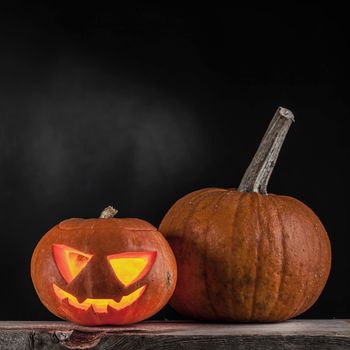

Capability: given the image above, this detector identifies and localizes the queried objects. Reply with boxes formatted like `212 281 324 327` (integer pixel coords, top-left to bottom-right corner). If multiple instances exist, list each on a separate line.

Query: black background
1 4 348 321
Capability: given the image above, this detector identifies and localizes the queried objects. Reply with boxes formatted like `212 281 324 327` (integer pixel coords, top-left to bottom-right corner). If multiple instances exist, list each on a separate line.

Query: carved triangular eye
52 244 93 283
107 252 156 287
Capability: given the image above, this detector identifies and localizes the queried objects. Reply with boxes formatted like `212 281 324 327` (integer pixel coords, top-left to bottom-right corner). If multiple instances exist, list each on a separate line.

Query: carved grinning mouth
53 284 146 313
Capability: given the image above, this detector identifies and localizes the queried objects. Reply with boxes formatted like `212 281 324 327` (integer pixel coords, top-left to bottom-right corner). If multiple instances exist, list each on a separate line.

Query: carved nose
69 255 123 301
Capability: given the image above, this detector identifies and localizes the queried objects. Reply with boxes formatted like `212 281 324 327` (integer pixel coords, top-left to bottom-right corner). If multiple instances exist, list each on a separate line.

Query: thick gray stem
99 206 118 218
238 107 295 194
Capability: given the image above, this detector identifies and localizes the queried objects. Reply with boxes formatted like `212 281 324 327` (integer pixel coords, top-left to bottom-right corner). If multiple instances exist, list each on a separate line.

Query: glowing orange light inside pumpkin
107 251 156 287
52 244 93 283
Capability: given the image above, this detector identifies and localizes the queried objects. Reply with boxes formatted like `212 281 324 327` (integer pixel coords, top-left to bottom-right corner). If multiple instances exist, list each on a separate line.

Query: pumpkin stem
238 107 295 194
99 206 118 218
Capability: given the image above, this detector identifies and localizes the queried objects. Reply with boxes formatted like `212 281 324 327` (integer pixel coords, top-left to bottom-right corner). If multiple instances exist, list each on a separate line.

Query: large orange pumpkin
159 107 331 322
31 206 177 325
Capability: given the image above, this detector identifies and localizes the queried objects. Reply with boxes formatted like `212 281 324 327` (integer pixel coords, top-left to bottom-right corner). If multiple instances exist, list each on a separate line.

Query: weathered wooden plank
0 320 349 349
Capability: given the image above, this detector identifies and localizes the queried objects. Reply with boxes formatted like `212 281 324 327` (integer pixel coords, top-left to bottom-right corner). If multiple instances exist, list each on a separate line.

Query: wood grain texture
0 320 349 349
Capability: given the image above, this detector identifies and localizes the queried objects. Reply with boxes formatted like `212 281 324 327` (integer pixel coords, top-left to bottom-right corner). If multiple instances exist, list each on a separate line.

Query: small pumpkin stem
99 206 118 218
238 107 295 194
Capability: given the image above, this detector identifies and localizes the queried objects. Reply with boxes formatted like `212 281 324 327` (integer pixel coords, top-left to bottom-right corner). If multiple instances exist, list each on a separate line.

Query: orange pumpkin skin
31 215 177 326
159 187 331 321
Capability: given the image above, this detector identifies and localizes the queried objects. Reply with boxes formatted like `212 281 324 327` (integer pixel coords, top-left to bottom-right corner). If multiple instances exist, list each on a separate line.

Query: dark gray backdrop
1 4 348 320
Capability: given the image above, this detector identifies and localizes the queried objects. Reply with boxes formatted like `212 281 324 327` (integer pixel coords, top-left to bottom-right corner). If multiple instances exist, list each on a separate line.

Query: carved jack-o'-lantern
31 207 177 325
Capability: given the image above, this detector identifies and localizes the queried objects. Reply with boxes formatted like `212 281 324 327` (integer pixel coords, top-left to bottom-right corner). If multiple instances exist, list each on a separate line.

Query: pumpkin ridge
249 193 263 321
228 191 245 318
301 222 331 315
177 190 221 317
278 197 317 320
284 200 310 319
275 197 314 320
286 198 323 319
300 223 331 316
307 213 329 317
151 233 177 315
266 195 286 320
203 191 230 319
